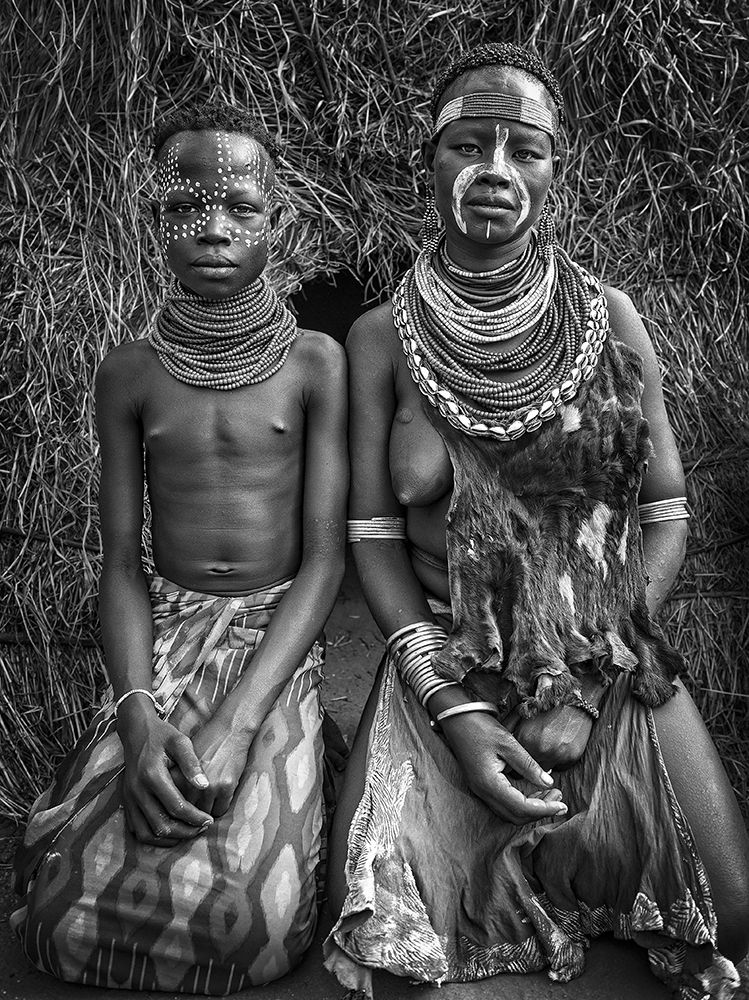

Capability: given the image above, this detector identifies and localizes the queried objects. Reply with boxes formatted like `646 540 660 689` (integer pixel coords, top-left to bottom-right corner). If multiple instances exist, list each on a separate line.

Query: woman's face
426 66 554 256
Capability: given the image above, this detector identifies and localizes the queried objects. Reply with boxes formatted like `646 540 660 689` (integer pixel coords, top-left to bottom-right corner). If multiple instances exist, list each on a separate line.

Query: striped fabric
13 575 326 994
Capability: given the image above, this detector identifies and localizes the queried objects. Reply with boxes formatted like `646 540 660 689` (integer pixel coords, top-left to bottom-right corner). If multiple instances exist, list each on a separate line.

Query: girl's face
425 67 554 258
157 131 275 299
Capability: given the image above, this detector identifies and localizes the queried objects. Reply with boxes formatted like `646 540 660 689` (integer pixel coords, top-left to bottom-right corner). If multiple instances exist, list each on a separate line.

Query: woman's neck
442 230 532 273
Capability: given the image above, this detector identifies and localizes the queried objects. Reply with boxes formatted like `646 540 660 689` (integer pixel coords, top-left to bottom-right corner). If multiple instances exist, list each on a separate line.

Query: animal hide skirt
324 648 738 1000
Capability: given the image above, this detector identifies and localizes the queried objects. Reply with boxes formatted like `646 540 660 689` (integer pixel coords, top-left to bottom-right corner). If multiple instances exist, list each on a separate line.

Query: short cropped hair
152 100 281 164
430 42 566 131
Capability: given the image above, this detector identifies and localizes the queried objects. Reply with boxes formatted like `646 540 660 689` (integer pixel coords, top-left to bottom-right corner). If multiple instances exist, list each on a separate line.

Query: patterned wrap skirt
324 636 739 1000
12 575 326 995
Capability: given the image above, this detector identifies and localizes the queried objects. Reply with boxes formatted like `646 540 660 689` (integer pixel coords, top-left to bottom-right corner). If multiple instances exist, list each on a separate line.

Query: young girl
14 101 348 994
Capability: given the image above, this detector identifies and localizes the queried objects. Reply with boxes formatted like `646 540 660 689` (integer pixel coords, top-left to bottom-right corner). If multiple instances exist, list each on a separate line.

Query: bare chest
141 366 304 466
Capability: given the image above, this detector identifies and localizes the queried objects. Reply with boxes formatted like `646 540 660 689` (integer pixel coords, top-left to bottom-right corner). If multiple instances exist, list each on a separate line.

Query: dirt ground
1 562 746 999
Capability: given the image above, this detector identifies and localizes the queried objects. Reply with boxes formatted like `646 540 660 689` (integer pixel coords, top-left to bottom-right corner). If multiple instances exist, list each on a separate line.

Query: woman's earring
421 190 443 255
536 204 556 261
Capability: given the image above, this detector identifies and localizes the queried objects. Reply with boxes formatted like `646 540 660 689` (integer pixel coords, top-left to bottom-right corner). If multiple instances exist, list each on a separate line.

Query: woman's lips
467 199 515 216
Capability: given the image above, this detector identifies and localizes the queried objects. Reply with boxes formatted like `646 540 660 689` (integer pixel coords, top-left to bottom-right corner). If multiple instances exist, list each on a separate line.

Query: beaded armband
347 517 407 542
386 621 460 707
638 497 690 525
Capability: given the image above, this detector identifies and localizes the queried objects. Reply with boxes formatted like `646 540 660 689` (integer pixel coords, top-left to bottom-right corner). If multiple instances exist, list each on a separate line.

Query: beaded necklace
148 278 299 390
392 236 609 441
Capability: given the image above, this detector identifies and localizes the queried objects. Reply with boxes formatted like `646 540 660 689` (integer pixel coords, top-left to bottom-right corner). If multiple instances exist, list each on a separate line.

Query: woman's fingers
497 732 556 790
478 773 567 824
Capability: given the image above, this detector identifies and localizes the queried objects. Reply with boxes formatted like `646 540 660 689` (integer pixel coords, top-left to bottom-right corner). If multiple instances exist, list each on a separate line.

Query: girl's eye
169 204 197 214
232 205 259 217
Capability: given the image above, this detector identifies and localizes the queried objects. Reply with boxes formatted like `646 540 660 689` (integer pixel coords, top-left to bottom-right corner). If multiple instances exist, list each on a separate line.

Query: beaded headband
431 92 555 139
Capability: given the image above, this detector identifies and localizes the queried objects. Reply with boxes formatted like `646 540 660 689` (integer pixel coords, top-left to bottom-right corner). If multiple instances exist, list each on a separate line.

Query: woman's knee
714 866 749 962
652 679 749 962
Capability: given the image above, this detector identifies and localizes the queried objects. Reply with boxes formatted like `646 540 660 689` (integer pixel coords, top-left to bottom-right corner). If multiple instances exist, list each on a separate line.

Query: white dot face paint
156 131 276 299
450 124 531 238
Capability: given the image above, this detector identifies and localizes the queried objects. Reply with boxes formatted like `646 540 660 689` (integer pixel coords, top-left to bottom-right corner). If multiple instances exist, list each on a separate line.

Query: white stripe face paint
450 124 531 236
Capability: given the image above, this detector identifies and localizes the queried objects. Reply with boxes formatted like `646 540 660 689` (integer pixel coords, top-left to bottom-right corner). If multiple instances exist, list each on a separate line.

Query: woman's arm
96 349 213 843
188 333 349 818
606 287 688 615
347 309 565 824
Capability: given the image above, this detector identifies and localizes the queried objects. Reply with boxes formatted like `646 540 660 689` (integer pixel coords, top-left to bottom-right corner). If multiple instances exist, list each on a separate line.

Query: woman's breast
389 401 453 507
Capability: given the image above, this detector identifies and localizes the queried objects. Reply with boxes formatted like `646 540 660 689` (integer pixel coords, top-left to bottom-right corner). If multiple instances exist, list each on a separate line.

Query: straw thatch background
1 0 747 821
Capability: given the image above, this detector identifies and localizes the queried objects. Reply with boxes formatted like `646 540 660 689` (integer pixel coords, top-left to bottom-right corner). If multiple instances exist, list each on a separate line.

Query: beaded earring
536 204 556 262
421 190 444 255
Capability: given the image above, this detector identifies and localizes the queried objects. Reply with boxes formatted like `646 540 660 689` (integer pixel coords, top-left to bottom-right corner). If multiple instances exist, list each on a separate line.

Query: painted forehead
157 131 274 200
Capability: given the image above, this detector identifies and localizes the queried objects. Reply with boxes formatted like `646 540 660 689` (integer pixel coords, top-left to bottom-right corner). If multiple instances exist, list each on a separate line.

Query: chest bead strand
392 233 609 441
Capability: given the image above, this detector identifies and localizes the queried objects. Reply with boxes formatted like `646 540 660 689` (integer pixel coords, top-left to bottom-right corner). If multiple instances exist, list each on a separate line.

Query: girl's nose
197 211 232 244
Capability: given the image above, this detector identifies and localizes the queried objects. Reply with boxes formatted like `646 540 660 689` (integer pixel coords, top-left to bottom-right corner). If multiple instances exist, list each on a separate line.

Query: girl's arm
96 348 212 843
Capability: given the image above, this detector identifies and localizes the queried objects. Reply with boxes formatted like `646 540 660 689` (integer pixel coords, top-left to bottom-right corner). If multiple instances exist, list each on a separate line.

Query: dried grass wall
1 0 747 819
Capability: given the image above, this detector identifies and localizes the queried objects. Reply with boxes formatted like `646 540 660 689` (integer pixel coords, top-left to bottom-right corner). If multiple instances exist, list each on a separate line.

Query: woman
325 43 749 1000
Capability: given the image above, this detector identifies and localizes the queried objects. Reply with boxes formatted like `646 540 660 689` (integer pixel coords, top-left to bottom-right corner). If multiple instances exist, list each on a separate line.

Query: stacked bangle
347 517 407 542
429 701 498 731
113 688 165 719
637 497 689 524
386 620 460 707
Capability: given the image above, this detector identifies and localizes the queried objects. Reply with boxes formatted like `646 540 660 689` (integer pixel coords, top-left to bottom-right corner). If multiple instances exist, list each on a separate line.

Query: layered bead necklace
148 278 299 390
392 236 609 441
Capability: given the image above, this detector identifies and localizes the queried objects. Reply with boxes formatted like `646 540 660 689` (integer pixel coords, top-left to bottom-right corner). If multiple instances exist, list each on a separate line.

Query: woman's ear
422 137 437 180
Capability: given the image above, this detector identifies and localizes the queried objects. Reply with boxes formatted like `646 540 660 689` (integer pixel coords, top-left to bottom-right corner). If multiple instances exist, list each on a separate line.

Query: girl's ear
268 203 282 230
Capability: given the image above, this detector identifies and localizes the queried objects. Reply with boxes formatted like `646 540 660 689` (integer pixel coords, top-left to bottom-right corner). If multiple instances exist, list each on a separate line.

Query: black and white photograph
1 3 747 999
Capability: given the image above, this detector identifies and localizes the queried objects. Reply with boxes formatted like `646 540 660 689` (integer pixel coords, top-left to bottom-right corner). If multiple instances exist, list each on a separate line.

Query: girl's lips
191 264 237 278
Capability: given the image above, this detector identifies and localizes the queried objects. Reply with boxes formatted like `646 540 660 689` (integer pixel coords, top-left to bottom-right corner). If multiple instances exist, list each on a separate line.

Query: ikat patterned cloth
13 575 325 994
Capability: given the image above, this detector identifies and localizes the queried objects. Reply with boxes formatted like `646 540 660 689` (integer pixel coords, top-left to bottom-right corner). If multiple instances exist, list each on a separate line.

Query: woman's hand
439 711 568 824
118 708 214 847
509 673 607 771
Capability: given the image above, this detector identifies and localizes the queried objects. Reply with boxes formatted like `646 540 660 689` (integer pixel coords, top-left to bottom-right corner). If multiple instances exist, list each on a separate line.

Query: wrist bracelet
386 620 458 707
113 688 165 719
434 701 498 724
570 697 600 720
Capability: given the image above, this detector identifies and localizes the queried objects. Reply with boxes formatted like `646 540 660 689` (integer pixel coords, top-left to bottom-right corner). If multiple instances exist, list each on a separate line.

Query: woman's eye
515 149 540 161
456 144 481 155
